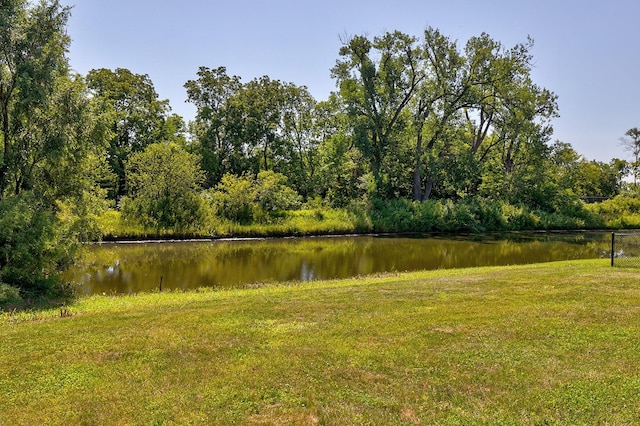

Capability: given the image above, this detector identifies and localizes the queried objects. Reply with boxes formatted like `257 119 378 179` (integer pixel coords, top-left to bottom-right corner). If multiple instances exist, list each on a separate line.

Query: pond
64 232 613 295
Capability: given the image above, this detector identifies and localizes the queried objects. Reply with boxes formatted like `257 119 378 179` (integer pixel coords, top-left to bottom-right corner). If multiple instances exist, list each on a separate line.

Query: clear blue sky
60 0 639 163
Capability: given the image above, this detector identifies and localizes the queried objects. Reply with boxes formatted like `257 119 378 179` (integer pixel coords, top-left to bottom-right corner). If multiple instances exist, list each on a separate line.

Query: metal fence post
611 232 615 267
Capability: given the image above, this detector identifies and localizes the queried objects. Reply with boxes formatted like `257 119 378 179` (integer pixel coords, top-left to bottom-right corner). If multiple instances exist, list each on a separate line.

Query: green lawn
2 260 640 425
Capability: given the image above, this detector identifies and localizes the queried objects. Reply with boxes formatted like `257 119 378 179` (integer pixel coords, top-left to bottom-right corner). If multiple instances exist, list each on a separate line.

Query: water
65 232 612 295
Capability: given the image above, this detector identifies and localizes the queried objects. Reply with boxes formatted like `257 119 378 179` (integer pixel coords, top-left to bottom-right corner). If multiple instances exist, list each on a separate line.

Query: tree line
0 0 633 302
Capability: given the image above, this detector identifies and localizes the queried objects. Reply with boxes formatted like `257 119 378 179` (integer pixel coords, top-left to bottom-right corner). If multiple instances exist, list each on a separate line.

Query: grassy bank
96 207 371 240
2 260 640 424
94 197 608 242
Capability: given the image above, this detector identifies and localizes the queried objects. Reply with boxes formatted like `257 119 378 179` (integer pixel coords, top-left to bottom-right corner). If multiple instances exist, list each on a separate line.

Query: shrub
0 283 22 307
209 173 256 223
255 171 302 212
0 192 75 296
211 172 302 224
123 143 206 232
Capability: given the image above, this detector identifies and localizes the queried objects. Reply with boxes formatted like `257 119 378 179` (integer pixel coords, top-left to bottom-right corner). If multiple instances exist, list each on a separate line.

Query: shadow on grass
0 281 76 314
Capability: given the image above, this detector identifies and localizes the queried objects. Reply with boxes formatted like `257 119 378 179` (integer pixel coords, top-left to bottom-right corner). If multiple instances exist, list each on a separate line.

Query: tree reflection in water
64 233 611 295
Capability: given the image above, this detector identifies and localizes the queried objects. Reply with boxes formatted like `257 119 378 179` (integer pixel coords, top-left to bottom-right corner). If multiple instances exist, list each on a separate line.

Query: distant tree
235 75 288 172
550 141 627 199
184 66 244 186
86 68 170 200
123 143 205 232
331 31 423 196
313 94 364 206
277 83 319 198
620 127 640 185
186 68 320 196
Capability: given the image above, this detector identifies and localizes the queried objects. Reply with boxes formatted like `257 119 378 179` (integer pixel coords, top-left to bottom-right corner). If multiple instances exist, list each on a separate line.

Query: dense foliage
122 142 205 232
0 1 636 304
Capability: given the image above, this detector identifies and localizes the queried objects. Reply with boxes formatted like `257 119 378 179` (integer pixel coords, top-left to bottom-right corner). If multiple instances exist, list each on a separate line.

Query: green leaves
86 67 171 199
123 143 205 232
210 171 302 224
0 192 74 295
0 0 72 198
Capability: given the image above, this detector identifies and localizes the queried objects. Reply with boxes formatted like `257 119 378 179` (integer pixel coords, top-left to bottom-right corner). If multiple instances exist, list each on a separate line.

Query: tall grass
95 195 612 241
368 197 603 233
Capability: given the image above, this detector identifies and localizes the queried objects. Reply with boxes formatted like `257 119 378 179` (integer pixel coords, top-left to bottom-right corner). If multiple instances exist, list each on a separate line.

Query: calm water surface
65 233 612 295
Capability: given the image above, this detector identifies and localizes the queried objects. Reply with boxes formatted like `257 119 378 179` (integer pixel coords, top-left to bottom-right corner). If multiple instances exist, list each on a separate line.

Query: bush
0 283 22 307
585 193 640 229
211 172 302 224
255 171 302 211
123 143 206 232
209 174 256 224
366 197 607 233
0 192 75 296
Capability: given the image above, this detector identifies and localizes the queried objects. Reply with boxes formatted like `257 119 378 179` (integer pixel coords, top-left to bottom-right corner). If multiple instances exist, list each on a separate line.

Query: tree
411 27 469 201
0 0 71 198
236 75 288 172
123 143 205 232
550 141 627 199
0 192 73 297
314 94 364 206
86 68 170 200
184 66 244 186
332 28 557 204
0 1 108 300
276 83 319 197
620 127 640 185
332 31 423 196
423 32 557 202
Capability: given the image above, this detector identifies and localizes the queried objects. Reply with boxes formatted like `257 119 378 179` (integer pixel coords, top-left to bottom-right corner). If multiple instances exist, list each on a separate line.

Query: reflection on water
64 232 612 295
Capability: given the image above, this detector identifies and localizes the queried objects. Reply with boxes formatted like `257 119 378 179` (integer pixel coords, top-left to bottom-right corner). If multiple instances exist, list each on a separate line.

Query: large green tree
0 0 71 198
86 68 170 200
550 141 627 199
184 66 244 186
0 1 108 299
332 31 422 196
185 69 320 196
332 28 558 204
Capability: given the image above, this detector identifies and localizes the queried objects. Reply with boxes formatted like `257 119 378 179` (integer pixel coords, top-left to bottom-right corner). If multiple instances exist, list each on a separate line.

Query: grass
2 260 640 424
96 208 371 240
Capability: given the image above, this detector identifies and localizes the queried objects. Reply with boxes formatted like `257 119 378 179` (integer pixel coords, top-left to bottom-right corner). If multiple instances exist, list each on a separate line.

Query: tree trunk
413 127 423 201
421 178 434 202
0 91 10 199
